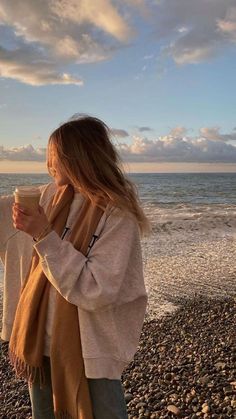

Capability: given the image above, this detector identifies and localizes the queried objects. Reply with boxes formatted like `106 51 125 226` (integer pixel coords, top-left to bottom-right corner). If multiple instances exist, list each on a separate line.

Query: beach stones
167 404 181 415
122 297 236 418
0 297 235 418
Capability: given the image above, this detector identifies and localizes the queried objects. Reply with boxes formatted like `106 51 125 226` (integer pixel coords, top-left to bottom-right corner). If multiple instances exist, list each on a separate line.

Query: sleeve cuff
34 230 62 258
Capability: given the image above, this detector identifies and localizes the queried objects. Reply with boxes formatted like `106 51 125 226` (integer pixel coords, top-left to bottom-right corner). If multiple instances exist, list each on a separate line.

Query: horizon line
0 171 235 175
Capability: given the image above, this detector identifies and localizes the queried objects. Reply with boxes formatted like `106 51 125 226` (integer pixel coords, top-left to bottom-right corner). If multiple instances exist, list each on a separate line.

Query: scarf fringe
55 411 74 419
8 347 46 389
9 350 74 418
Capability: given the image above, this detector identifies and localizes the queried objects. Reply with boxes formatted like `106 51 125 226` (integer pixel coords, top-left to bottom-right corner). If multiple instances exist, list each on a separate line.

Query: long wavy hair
47 115 150 235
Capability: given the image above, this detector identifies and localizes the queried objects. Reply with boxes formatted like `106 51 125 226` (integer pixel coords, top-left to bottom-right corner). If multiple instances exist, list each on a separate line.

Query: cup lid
14 186 40 196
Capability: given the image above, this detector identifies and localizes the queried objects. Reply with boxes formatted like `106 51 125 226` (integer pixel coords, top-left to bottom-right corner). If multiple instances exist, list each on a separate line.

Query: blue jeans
28 356 128 419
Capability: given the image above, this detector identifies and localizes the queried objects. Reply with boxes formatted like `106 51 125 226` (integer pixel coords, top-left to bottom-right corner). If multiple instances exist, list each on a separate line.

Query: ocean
132 172 236 233
1 172 236 233
0 172 236 317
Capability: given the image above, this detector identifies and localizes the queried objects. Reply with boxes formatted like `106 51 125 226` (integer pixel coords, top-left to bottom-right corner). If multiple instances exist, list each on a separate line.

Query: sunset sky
0 0 236 173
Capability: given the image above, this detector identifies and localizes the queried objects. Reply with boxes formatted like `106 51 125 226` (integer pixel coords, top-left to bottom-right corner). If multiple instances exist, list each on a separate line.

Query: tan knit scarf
9 184 106 419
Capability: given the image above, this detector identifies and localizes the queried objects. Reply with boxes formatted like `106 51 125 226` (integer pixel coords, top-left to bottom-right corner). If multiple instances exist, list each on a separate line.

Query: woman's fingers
13 214 28 230
13 203 31 215
12 204 33 222
12 202 49 237
12 204 31 230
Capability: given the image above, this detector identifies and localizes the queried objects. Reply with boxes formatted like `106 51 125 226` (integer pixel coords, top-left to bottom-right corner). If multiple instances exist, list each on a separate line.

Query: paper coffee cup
14 186 41 211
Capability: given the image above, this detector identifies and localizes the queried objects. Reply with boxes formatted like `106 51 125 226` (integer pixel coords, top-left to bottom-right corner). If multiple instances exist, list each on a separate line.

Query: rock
202 403 210 413
125 393 133 403
231 399 236 409
198 374 210 385
167 404 181 415
136 402 146 409
192 405 200 413
1 298 236 418
215 362 226 370
223 386 233 395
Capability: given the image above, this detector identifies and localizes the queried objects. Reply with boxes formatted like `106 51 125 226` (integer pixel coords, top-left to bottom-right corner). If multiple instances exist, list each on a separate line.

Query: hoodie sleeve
0 195 16 253
34 209 142 312
0 182 56 255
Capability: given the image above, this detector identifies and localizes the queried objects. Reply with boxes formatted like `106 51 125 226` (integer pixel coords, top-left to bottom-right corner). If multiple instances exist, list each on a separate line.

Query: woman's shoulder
103 204 139 234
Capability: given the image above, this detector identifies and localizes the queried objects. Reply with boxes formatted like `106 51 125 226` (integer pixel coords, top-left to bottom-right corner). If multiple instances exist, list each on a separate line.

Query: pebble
124 393 133 403
202 403 210 413
167 404 181 415
122 297 236 418
1 297 236 418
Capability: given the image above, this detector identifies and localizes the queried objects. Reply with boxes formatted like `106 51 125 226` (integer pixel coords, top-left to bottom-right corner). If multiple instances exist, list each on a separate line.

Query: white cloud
0 144 46 161
0 0 135 85
199 127 223 141
1 127 236 163
169 126 188 138
217 7 236 41
112 129 129 138
117 127 236 163
0 44 83 85
199 127 236 142
51 0 134 42
152 0 236 65
143 54 154 60
0 0 235 85
178 27 189 34
0 0 133 47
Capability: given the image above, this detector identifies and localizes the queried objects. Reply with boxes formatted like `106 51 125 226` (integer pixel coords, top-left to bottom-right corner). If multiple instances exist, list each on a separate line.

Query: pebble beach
0 229 236 418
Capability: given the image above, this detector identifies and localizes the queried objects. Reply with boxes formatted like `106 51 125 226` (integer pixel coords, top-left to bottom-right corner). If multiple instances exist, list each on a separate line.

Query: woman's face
48 144 70 187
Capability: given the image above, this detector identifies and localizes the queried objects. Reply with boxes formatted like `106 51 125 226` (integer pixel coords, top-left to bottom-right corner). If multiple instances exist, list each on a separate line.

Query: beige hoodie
0 182 147 379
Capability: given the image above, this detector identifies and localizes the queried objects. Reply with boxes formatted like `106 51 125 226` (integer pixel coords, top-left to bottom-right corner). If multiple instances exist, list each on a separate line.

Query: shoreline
1 230 236 417
1 295 236 418
142 230 236 320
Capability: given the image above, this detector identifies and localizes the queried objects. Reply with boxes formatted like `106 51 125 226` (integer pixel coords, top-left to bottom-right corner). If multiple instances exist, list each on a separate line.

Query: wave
144 203 236 234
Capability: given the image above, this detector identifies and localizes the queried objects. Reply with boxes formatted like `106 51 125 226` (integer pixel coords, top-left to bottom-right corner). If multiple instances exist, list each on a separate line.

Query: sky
0 0 236 173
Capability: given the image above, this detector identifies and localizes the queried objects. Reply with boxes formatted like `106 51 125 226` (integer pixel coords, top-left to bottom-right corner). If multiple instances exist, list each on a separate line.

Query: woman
1 115 150 419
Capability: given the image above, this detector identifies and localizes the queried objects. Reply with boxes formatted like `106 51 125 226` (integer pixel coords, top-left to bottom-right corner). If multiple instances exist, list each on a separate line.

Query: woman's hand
12 203 50 239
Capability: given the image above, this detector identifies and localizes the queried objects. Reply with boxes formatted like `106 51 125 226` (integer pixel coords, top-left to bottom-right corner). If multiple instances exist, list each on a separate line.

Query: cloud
112 129 129 138
0 0 235 85
0 0 135 85
117 127 236 163
0 144 46 161
138 127 153 133
2 126 236 163
143 54 154 60
169 126 188 137
152 0 236 65
217 6 236 42
51 0 134 42
0 45 83 86
199 127 236 141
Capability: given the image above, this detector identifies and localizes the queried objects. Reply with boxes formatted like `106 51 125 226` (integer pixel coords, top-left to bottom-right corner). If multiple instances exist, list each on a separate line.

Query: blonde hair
47 115 150 235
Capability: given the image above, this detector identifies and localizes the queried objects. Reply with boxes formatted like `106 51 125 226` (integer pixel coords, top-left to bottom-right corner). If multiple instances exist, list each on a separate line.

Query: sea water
0 172 236 317
1 173 236 232
134 172 236 233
